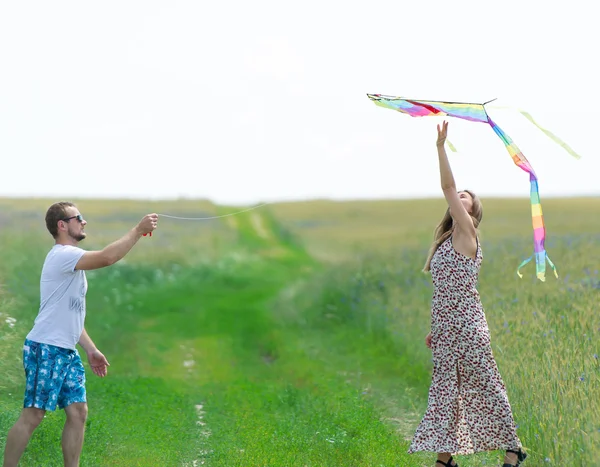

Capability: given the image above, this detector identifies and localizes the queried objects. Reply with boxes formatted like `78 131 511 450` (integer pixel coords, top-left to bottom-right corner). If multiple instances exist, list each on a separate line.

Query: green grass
0 196 599 466
268 196 600 465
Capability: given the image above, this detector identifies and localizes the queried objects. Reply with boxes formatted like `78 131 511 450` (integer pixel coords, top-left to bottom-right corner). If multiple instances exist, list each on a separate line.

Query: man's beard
68 228 86 242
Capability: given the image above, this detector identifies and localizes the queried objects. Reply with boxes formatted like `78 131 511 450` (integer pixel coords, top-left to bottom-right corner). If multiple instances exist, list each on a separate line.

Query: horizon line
0 193 598 207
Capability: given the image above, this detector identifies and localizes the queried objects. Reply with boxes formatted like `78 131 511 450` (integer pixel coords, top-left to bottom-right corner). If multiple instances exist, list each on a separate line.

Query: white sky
0 1 597 205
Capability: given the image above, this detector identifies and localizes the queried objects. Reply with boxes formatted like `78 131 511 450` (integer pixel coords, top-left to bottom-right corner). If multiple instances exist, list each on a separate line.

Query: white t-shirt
26 244 88 350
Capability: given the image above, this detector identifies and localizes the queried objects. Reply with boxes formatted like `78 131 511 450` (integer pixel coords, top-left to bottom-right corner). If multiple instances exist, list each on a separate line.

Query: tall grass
271 197 600 465
0 196 598 465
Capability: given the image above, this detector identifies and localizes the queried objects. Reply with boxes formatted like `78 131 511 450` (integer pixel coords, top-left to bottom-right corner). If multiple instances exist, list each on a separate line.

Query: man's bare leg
2 407 45 467
62 402 88 467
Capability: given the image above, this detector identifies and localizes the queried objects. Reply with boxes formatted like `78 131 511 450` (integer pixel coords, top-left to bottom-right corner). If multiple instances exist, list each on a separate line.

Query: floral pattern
409 237 522 455
23 338 86 411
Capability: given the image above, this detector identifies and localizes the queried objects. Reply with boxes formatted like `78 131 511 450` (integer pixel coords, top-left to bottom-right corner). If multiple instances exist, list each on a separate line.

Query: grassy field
0 196 598 466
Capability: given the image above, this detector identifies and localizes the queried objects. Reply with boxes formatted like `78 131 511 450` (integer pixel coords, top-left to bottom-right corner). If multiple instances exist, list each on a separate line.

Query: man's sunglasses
61 214 84 223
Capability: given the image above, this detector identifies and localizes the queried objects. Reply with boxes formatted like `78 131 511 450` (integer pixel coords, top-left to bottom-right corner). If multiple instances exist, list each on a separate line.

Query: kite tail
445 139 457 152
487 117 558 281
518 110 581 160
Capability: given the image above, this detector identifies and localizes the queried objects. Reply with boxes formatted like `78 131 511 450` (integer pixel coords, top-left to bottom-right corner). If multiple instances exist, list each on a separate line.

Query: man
2 201 158 467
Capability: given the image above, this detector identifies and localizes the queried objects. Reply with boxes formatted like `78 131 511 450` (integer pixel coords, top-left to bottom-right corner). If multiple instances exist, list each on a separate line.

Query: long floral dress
408 236 523 455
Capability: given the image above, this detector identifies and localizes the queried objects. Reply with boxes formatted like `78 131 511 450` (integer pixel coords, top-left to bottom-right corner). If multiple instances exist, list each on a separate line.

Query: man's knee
19 407 46 431
65 402 88 425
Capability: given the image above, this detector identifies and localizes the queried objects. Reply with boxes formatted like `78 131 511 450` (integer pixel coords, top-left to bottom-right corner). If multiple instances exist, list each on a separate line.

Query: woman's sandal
502 448 527 467
436 456 459 467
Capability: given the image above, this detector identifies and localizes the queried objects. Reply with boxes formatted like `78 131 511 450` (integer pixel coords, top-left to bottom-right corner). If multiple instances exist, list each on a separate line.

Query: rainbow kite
367 94 580 282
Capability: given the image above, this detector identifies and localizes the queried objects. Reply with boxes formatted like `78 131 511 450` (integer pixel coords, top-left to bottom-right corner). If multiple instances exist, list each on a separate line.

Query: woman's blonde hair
422 189 483 272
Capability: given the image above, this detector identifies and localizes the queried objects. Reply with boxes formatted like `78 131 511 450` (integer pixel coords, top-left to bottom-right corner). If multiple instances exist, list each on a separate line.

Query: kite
367 94 580 282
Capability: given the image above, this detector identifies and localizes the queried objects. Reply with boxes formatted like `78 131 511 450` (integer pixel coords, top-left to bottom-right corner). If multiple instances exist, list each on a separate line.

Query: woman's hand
436 120 448 147
425 332 432 349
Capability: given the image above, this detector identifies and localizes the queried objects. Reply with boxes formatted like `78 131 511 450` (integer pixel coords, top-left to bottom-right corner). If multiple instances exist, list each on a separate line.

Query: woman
407 121 527 467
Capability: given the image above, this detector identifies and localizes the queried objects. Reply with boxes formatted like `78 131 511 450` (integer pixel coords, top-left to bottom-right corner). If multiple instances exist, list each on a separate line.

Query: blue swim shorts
22 339 87 411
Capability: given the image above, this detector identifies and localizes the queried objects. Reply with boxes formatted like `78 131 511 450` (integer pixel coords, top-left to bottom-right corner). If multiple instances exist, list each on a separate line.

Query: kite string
155 202 272 220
